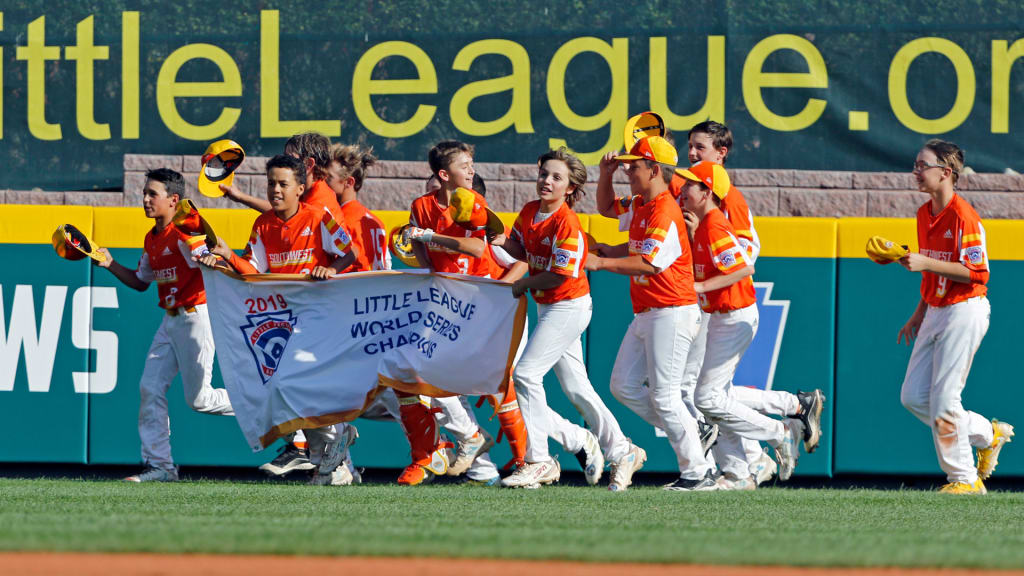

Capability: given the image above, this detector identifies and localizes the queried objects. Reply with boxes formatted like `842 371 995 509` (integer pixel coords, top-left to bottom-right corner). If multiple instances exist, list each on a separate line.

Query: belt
166 305 197 317
637 305 677 314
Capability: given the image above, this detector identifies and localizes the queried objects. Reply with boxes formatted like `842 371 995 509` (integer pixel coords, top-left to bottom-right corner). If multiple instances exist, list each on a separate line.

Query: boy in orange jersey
898 139 1012 494
325 143 391 272
201 154 360 486
393 140 502 485
220 132 343 476
95 168 235 483
590 136 715 491
221 132 343 220
676 122 824 490
676 161 804 483
494 147 637 490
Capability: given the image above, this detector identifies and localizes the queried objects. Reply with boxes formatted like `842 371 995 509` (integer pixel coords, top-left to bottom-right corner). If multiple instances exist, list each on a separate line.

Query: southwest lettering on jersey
232 202 352 275
136 225 206 310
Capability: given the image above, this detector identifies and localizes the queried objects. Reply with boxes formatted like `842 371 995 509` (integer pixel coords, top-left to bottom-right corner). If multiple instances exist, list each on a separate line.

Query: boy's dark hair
284 132 331 181
688 121 734 162
472 173 487 197
145 168 185 199
266 154 307 186
428 140 474 176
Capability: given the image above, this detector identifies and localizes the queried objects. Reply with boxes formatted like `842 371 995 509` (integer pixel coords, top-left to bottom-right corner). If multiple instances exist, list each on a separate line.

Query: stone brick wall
5 154 1024 219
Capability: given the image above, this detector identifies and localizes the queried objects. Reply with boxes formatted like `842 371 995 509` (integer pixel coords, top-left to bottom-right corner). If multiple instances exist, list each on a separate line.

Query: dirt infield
4 553 1022 576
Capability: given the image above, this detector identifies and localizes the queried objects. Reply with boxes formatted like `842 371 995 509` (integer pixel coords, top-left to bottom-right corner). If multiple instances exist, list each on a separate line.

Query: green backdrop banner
3 1 1024 190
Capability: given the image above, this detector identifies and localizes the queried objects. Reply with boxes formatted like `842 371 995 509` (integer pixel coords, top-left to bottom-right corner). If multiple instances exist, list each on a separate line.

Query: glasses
912 161 945 173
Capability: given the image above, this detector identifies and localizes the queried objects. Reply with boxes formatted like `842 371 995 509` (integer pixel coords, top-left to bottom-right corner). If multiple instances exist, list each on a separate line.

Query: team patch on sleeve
965 245 985 266
551 247 575 270
641 237 661 258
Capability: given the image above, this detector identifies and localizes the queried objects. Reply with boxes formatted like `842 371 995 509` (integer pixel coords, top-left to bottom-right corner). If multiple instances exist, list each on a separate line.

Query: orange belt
166 306 197 317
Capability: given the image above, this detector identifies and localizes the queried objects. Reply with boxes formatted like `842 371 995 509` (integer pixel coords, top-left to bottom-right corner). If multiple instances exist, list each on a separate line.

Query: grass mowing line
1 479 1022 569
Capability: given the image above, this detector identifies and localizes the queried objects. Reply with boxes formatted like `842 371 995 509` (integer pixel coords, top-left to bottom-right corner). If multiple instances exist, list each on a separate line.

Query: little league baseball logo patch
240 310 298 384
966 245 984 265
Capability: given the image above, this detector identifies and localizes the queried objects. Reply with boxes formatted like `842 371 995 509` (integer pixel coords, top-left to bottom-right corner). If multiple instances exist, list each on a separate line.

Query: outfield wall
1 204 1022 477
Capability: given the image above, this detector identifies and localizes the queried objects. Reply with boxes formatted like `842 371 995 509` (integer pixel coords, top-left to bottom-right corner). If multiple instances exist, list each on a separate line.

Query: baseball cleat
977 420 1014 480
447 428 494 477
608 444 647 492
574 429 605 486
751 447 778 486
125 466 179 483
664 469 719 492
774 419 802 481
316 425 359 477
259 443 315 476
939 479 986 495
698 420 719 456
397 445 452 486
797 389 825 453
463 475 501 487
500 459 560 488
715 473 757 491
397 464 436 486
309 460 361 486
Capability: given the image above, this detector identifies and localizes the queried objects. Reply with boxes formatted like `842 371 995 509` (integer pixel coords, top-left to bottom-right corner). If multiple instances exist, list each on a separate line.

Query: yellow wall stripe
7 205 1024 261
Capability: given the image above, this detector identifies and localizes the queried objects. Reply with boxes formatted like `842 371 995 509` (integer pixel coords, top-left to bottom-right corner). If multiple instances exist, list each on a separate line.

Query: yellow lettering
991 39 1024 134
353 41 438 138
547 37 628 164
65 16 110 140
15 16 62 141
450 39 533 136
156 44 242 140
259 10 339 138
742 34 828 132
889 37 975 134
649 36 725 131
122 12 139 139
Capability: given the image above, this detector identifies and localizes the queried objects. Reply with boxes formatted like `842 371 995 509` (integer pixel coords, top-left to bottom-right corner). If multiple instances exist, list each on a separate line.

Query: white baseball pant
514 294 631 463
900 297 994 484
304 422 353 467
610 305 710 479
138 304 233 470
695 304 786 479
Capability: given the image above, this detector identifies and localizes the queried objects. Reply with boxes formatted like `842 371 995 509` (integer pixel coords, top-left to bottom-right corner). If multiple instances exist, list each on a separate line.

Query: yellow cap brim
388 225 423 268
485 208 505 238
198 171 232 198
613 154 643 162
623 112 665 150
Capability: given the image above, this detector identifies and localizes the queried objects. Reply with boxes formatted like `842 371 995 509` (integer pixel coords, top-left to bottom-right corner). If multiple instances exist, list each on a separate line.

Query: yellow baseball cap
449 187 505 238
865 236 909 264
198 139 245 198
614 136 679 165
51 224 106 263
388 224 423 268
623 111 665 150
172 198 219 250
675 161 731 200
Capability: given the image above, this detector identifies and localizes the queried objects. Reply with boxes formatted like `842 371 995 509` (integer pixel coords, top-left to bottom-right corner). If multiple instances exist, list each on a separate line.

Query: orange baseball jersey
339 199 391 272
669 173 761 261
230 202 353 274
409 189 497 277
136 224 209 310
301 179 343 220
916 194 988 307
612 192 697 313
691 209 756 313
511 200 589 304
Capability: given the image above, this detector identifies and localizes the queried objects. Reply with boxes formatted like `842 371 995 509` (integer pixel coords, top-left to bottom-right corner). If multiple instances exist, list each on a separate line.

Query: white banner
201 268 526 451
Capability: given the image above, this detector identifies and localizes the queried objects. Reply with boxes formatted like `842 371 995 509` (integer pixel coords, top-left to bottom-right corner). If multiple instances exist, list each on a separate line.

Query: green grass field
2 478 1023 568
